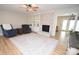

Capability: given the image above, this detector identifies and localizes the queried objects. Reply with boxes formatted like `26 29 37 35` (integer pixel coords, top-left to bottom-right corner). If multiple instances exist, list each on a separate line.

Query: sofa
1 24 32 37
69 31 79 49
67 31 79 55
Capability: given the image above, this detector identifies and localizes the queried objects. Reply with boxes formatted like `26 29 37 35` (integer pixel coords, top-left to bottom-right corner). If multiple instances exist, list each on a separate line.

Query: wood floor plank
0 36 66 55
0 36 21 55
51 43 66 55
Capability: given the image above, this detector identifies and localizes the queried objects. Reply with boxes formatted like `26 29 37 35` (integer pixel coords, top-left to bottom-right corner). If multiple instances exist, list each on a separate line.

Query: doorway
55 14 79 49
56 14 77 32
55 15 76 40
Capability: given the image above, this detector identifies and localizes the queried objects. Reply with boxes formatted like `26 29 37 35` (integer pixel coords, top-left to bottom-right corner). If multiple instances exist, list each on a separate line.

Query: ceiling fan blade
20 4 28 9
21 4 39 12
33 9 37 11
32 6 39 9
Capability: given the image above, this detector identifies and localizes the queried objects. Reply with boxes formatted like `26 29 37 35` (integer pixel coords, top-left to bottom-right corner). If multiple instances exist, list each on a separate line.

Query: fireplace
42 25 50 32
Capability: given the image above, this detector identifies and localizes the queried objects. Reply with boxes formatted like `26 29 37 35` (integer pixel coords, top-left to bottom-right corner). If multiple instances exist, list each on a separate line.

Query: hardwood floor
0 36 21 55
0 35 66 55
51 43 66 55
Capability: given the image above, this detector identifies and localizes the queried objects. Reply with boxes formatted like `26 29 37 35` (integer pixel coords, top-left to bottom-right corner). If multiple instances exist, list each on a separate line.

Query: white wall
0 10 28 35
27 8 79 36
40 11 56 36
0 26 3 35
0 10 28 28
27 11 56 36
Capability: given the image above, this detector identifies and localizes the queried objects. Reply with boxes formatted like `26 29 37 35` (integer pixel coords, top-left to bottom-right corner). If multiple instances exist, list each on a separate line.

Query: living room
0 4 79 55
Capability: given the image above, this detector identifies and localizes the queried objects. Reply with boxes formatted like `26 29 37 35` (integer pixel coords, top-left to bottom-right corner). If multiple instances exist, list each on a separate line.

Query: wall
0 26 3 35
0 10 27 28
40 11 56 36
0 10 28 35
26 7 79 36
27 11 56 36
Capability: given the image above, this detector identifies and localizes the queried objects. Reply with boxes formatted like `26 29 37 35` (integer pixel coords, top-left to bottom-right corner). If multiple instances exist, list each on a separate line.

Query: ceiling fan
22 4 39 12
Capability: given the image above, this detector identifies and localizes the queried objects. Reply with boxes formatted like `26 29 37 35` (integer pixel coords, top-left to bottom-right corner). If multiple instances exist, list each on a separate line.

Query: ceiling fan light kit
22 4 39 12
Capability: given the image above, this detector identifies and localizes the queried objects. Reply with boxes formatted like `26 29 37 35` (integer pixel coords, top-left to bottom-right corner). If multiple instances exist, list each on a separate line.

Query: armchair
1 24 16 37
22 24 32 34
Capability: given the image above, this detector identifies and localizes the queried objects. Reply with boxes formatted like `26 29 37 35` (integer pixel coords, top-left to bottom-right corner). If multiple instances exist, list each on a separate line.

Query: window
75 20 79 31
68 20 75 30
62 20 68 30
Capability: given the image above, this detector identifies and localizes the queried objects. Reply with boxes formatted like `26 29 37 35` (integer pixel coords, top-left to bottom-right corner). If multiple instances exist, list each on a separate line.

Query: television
42 25 50 32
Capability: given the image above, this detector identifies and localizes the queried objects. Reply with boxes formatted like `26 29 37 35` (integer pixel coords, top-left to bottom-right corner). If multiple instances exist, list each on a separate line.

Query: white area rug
9 33 58 55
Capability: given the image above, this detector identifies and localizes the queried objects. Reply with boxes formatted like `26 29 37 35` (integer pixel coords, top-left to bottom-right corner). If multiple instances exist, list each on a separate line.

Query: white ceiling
0 4 79 14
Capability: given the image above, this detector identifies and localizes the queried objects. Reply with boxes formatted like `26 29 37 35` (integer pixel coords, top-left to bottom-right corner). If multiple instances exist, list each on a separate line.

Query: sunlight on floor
55 31 69 49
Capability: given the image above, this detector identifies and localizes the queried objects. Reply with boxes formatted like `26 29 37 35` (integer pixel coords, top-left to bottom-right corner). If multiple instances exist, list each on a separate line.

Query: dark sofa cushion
74 31 79 40
22 24 31 34
69 31 79 49
3 29 16 37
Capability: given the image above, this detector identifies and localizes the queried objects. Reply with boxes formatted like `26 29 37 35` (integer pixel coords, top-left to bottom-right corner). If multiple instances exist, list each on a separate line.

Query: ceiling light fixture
22 4 39 12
